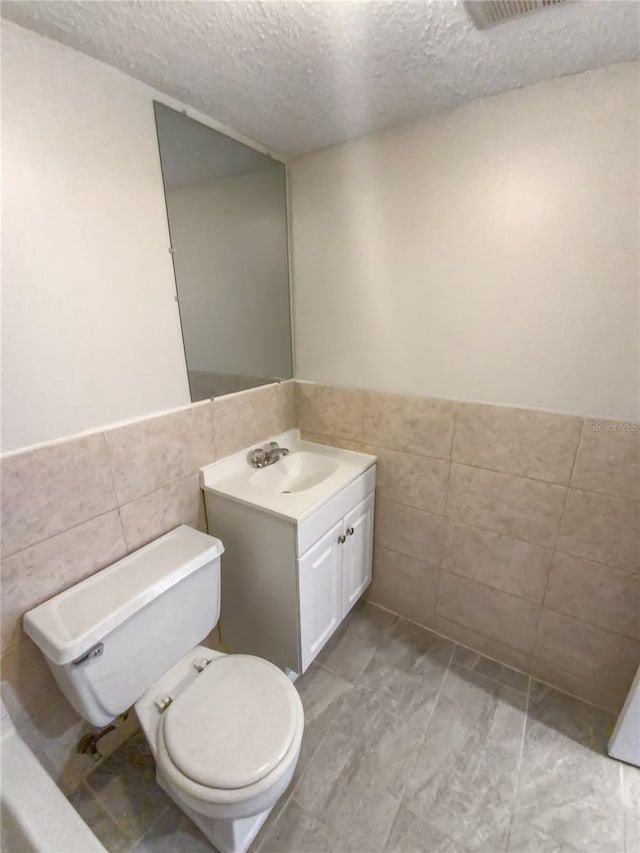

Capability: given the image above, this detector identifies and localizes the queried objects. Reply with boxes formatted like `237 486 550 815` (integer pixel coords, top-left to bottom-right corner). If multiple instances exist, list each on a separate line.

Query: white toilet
23 525 304 853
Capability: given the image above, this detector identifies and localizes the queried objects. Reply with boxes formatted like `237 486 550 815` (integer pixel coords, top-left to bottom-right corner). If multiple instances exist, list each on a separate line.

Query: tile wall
1 375 637 796
296 382 640 713
0 380 294 792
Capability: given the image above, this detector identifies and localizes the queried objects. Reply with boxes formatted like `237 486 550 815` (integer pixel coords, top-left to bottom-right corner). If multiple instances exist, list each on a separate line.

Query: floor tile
506 821 568 852
511 681 624 853
257 800 337 853
292 685 370 815
297 622 451 814
129 802 211 853
622 763 640 853
65 605 631 853
86 732 174 841
453 644 529 694
385 807 467 853
316 601 396 682
294 662 354 778
404 664 527 852
366 618 454 680
69 783 131 853
319 761 401 852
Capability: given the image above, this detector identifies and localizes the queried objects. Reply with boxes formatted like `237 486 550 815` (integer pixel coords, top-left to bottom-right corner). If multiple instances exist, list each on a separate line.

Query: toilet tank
24 526 224 727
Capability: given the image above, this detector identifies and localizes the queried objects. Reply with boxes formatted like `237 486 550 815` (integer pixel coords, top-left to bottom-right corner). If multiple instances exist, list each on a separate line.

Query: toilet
23 525 304 853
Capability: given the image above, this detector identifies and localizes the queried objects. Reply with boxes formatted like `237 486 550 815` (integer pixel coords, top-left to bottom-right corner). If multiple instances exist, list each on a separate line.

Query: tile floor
69 603 640 853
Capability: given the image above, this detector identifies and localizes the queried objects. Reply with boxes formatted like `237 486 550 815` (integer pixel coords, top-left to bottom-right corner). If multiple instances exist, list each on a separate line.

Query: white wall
166 168 292 379
291 62 640 420
1 22 192 451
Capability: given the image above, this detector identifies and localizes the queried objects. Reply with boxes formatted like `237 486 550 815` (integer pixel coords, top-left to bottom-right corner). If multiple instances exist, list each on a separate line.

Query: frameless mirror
154 102 293 401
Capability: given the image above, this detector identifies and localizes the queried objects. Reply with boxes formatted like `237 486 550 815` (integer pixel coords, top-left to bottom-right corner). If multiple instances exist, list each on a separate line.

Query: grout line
533 419 586 642
389 643 457 841
535 603 640 643
365 600 530 679
101 431 122 507
369 438 581 489
376 486 631 574
525 670 619 716
208 400 219 463
620 761 627 853
84 778 142 846
253 787 296 853
443 402 459 519
116 506 131 553
376 494 446 522
3 469 204 562
374 541 439 570
379 627 456 853
427 553 545 608
1 505 126 565
505 671 531 850
117 470 199 511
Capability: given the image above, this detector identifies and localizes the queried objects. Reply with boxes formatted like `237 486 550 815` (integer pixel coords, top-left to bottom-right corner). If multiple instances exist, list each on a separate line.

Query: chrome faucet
249 441 290 469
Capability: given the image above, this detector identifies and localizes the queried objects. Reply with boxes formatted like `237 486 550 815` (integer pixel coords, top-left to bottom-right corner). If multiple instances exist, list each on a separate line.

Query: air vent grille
465 0 568 30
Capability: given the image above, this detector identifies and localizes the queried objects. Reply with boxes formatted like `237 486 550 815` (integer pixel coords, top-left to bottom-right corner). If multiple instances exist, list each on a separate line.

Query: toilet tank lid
23 526 224 666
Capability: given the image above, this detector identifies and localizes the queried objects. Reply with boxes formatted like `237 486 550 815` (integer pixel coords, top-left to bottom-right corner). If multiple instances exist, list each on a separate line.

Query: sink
249 452 339 494
200 429 376 521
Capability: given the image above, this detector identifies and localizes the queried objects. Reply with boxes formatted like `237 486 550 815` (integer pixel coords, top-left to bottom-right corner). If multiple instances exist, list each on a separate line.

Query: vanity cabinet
203 463 375 675
298 493 374 671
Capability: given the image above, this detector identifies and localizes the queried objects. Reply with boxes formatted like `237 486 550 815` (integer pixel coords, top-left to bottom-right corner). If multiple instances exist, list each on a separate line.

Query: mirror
154 103 293 401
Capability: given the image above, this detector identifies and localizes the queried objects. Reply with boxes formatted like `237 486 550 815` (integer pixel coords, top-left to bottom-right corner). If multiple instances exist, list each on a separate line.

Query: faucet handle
249 447 267 467
266 441 280 450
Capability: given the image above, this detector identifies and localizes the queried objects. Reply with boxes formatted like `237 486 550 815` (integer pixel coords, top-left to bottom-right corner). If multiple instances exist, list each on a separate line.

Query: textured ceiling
2 0 639 156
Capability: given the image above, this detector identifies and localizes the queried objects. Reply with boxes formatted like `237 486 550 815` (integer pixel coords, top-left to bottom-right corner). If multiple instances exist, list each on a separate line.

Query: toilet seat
155 653 304 813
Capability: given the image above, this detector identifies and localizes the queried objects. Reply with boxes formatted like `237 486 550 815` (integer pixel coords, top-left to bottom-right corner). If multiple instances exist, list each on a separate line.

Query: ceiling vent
465 0 568 30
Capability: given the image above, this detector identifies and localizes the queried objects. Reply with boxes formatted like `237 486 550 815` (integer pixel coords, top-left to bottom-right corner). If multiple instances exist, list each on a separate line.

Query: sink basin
249 452 339 494
200 429 376 521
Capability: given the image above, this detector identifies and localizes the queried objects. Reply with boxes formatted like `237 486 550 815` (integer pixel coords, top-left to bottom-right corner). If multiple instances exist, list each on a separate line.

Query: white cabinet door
298 520 343 672
342 493 375 615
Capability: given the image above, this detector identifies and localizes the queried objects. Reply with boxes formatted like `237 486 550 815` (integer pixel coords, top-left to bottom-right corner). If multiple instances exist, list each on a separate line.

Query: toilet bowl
23 525 304 853
135 645 303 850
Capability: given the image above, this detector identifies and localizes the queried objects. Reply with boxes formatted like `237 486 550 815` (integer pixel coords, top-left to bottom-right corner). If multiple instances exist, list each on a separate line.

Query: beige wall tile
363 391 456 459
119 474 206 552
368 546 439 627
431 614 530 672
571 420 640 500
452 403 581 484
1 434 117 557
374 497 444 565
295 383 363 441
545 552 640 640
214 382 295 458
104 403 215 505
447 464 566 547
436 571 540 653
534 609 640 712
277 380 297 433
369 445 449 515
1 512 127 653
301 432 364 452
441 520 552 603
1 637 62 725
556 488 640 571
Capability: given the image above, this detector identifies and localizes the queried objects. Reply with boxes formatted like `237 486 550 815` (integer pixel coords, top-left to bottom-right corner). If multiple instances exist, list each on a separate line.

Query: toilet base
157 768 272 853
